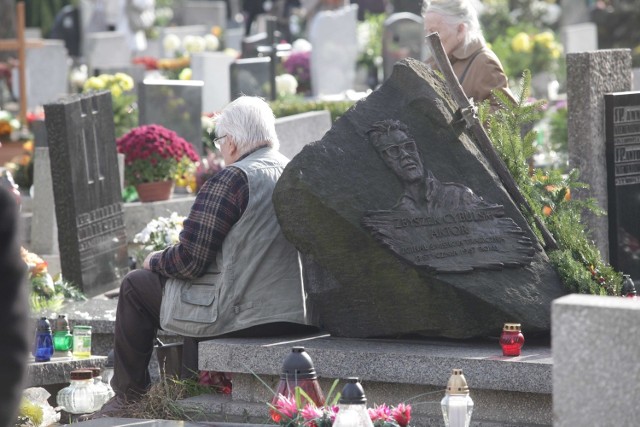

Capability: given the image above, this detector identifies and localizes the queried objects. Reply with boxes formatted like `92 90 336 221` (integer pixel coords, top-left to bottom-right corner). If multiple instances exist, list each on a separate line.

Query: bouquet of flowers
83 72 137 137
21 247 86 310
117 124 200 187
269 388 412 427
133 212 185 263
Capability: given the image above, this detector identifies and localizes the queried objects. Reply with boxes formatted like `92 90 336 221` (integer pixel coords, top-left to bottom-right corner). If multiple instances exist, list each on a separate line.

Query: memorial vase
136 180 174 202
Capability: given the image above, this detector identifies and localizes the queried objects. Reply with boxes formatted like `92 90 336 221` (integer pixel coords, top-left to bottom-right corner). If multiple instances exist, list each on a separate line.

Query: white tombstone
275 111 332 159
85 32 131 75
183 0 227 29
560 22 598 54
11 40 70 110
190 51 236 113
309 5 359 98
633 68 640 91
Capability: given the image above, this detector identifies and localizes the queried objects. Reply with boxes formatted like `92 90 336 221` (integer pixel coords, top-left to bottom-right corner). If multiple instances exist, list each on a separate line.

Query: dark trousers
113 269 318 400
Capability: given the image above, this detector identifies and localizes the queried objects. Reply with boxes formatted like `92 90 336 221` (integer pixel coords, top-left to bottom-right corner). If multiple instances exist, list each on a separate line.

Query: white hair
214 96 280 155
422 0 485 48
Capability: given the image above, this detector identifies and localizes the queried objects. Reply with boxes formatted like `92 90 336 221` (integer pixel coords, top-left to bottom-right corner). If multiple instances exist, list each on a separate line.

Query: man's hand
143 251 161 270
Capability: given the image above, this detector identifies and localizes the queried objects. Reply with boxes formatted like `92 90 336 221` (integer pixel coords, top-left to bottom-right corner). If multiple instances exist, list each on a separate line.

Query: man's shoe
78 396 128 421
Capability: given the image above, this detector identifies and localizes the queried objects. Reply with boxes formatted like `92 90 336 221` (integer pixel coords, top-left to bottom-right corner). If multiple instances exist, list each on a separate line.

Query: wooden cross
0 1 43 125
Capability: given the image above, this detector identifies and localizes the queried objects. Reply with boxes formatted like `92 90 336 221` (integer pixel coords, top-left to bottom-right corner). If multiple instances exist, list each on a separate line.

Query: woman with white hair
422 0 515 111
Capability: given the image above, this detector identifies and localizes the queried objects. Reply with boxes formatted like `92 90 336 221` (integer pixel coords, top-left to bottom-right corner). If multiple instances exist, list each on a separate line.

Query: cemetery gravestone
191 51 236 112
390 0 422 15
138 79 204 155
382 12 425 81
11 40 69 110
275 110 332 159
43 91 129 297
229 57 271 100
567 49 633 261
84 32 130 76
274 58 566 339
605 91 640 282
560 23 598 55
182 0 227 29
308 5 359 97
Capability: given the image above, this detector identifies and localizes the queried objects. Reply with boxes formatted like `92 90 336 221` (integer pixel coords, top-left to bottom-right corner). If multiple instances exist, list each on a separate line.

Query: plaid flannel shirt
149 166 249 280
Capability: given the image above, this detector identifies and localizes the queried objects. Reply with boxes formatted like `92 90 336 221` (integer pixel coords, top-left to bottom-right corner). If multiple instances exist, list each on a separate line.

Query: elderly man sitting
90 96 317 417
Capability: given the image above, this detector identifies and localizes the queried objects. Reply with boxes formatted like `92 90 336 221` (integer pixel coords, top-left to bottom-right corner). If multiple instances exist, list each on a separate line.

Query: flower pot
136 180 174 202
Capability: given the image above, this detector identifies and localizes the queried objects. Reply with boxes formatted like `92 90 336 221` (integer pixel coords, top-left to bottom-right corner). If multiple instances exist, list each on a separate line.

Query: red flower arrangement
116 124 200 187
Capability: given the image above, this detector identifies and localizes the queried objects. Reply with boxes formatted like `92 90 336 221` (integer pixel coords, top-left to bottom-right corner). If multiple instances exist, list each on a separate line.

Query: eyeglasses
383 141 417 158
213 134 227 150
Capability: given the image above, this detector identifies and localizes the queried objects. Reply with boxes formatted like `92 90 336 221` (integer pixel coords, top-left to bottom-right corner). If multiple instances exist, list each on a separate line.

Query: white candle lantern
441 369 474 427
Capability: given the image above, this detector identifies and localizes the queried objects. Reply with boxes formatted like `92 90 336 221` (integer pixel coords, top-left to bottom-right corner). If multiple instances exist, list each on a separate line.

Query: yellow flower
533 31 555 48
211 26 222 37
115 72 134 91
550 46 562 59
110 84 123 98
83 76 105 91
179 67 192 80
22 140 33 152
511 32 532 53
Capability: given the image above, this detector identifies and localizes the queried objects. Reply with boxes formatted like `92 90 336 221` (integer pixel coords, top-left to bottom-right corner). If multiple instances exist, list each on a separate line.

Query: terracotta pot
136 180 174 202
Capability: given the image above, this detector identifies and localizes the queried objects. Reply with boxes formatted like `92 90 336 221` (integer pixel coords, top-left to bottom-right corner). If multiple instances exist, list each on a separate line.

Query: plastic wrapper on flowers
269 388 412 427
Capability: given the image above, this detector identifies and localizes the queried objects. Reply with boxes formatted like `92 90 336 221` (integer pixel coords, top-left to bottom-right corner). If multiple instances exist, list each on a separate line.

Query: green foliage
547 103 568 157
269 97 355 122
357 13 385 68
479 71 623 296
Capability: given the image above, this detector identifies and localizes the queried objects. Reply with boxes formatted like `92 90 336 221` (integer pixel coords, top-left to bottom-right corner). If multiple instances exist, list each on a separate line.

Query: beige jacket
449 39 516 111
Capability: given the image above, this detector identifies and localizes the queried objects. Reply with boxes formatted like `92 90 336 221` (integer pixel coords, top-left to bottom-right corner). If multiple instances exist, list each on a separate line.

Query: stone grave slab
138 79 204 155
605 91 640 281
229 57 271 100
390 0 422 15
183 0 227 29
11 40 69 110
30 148 58 256
275 111 331 159
191 51 236 112
382 12 426 81
43 91 129 297
84 32 130 75
273 58 566 339
553 295 640 427
308 5 359 97
560 22 598 54
567 49 632 260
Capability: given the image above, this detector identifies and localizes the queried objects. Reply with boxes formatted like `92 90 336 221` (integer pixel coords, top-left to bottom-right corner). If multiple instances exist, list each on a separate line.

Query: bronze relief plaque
362 119 534 273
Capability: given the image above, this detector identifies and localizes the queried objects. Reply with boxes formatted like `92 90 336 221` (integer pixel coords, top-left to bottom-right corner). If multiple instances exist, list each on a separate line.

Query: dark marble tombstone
273 58 566 339
605 91 640 282
242 32 269 58
49 5 81 57
138 79 204 156
32 119 48 148
390 0 422 16
43 91 129 297
230 57 271 100
382 13 425 81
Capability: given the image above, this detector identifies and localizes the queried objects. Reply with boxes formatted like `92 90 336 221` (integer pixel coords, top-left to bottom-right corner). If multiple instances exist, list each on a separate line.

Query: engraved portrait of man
367 119 494 214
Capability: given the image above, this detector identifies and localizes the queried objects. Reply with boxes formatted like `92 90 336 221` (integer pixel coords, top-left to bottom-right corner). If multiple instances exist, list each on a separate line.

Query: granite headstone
605 91 640 282
11 40 70 110
182 0 227 29
190 51 236 112
567 49 633 261
84 32 131 75
43 91 129 297
229 57 271 100
273 58 566 338
382 12 425 81
308 5 359 97
138 79 204 155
